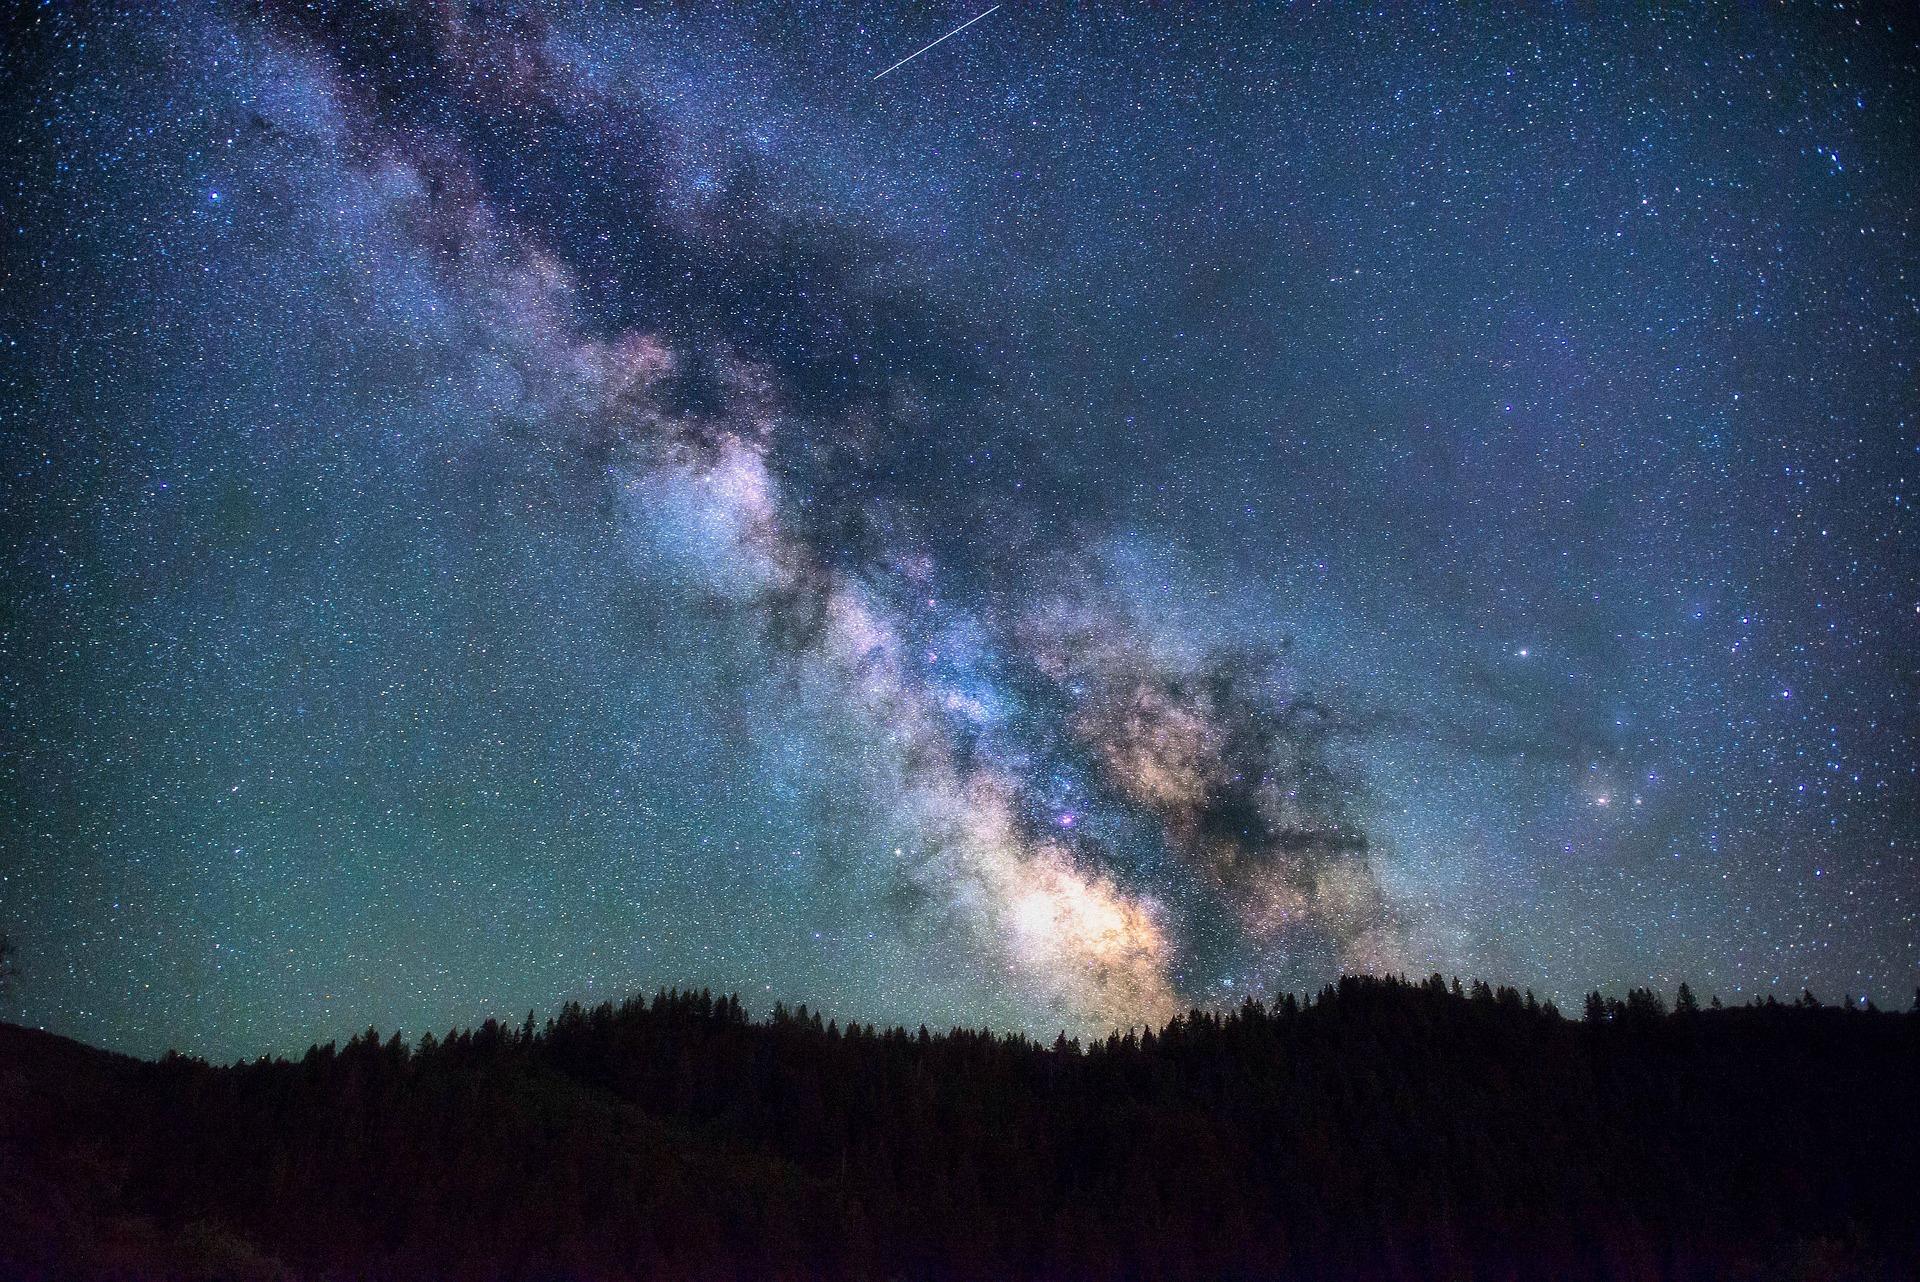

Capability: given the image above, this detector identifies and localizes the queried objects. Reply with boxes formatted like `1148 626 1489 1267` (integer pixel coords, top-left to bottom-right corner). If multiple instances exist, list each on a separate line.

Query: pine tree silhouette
2 974 1914 1280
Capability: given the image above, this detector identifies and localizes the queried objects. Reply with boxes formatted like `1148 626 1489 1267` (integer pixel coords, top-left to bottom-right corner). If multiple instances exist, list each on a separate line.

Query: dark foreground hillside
3 975 1916 1282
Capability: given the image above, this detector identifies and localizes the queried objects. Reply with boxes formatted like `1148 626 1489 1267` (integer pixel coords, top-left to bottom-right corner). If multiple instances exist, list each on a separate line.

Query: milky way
4 3 1916 1056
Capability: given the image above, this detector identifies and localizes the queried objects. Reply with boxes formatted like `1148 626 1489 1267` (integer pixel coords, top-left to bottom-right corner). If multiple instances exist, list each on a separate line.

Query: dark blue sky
4 1 1916 1058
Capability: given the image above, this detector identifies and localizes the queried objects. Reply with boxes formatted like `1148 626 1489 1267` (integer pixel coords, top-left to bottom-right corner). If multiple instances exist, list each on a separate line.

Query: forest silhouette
3 973 1916 1281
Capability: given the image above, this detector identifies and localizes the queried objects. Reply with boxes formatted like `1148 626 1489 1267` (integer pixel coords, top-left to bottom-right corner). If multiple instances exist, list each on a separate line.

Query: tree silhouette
1 973 1914 1281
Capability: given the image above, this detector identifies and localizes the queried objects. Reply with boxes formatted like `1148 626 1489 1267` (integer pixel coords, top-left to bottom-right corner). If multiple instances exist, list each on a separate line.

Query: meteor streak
872 6 1002 82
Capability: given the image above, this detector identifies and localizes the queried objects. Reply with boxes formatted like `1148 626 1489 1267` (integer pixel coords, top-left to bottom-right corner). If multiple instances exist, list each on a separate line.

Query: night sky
4 2 1916 1060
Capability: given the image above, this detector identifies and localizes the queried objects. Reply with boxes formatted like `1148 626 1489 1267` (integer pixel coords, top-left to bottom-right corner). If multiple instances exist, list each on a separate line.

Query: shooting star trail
872 5 1002 81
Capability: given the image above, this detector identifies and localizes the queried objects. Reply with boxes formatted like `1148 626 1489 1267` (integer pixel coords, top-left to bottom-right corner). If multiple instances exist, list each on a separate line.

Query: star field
2 2 1916 1058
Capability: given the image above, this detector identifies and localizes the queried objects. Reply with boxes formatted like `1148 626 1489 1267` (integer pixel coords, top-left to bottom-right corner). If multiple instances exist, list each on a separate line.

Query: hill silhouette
3 974 1916 1281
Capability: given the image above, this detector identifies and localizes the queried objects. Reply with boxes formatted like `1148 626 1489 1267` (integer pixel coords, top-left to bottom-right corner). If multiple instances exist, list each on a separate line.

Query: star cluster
2 2 1915 1057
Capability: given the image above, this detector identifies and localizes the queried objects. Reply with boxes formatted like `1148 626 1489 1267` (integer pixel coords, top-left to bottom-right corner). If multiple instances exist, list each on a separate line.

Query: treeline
4 973 1917 1281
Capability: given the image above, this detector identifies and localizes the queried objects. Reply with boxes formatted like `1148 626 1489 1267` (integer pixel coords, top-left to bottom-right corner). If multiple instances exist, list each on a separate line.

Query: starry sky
3 2 1916 1060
